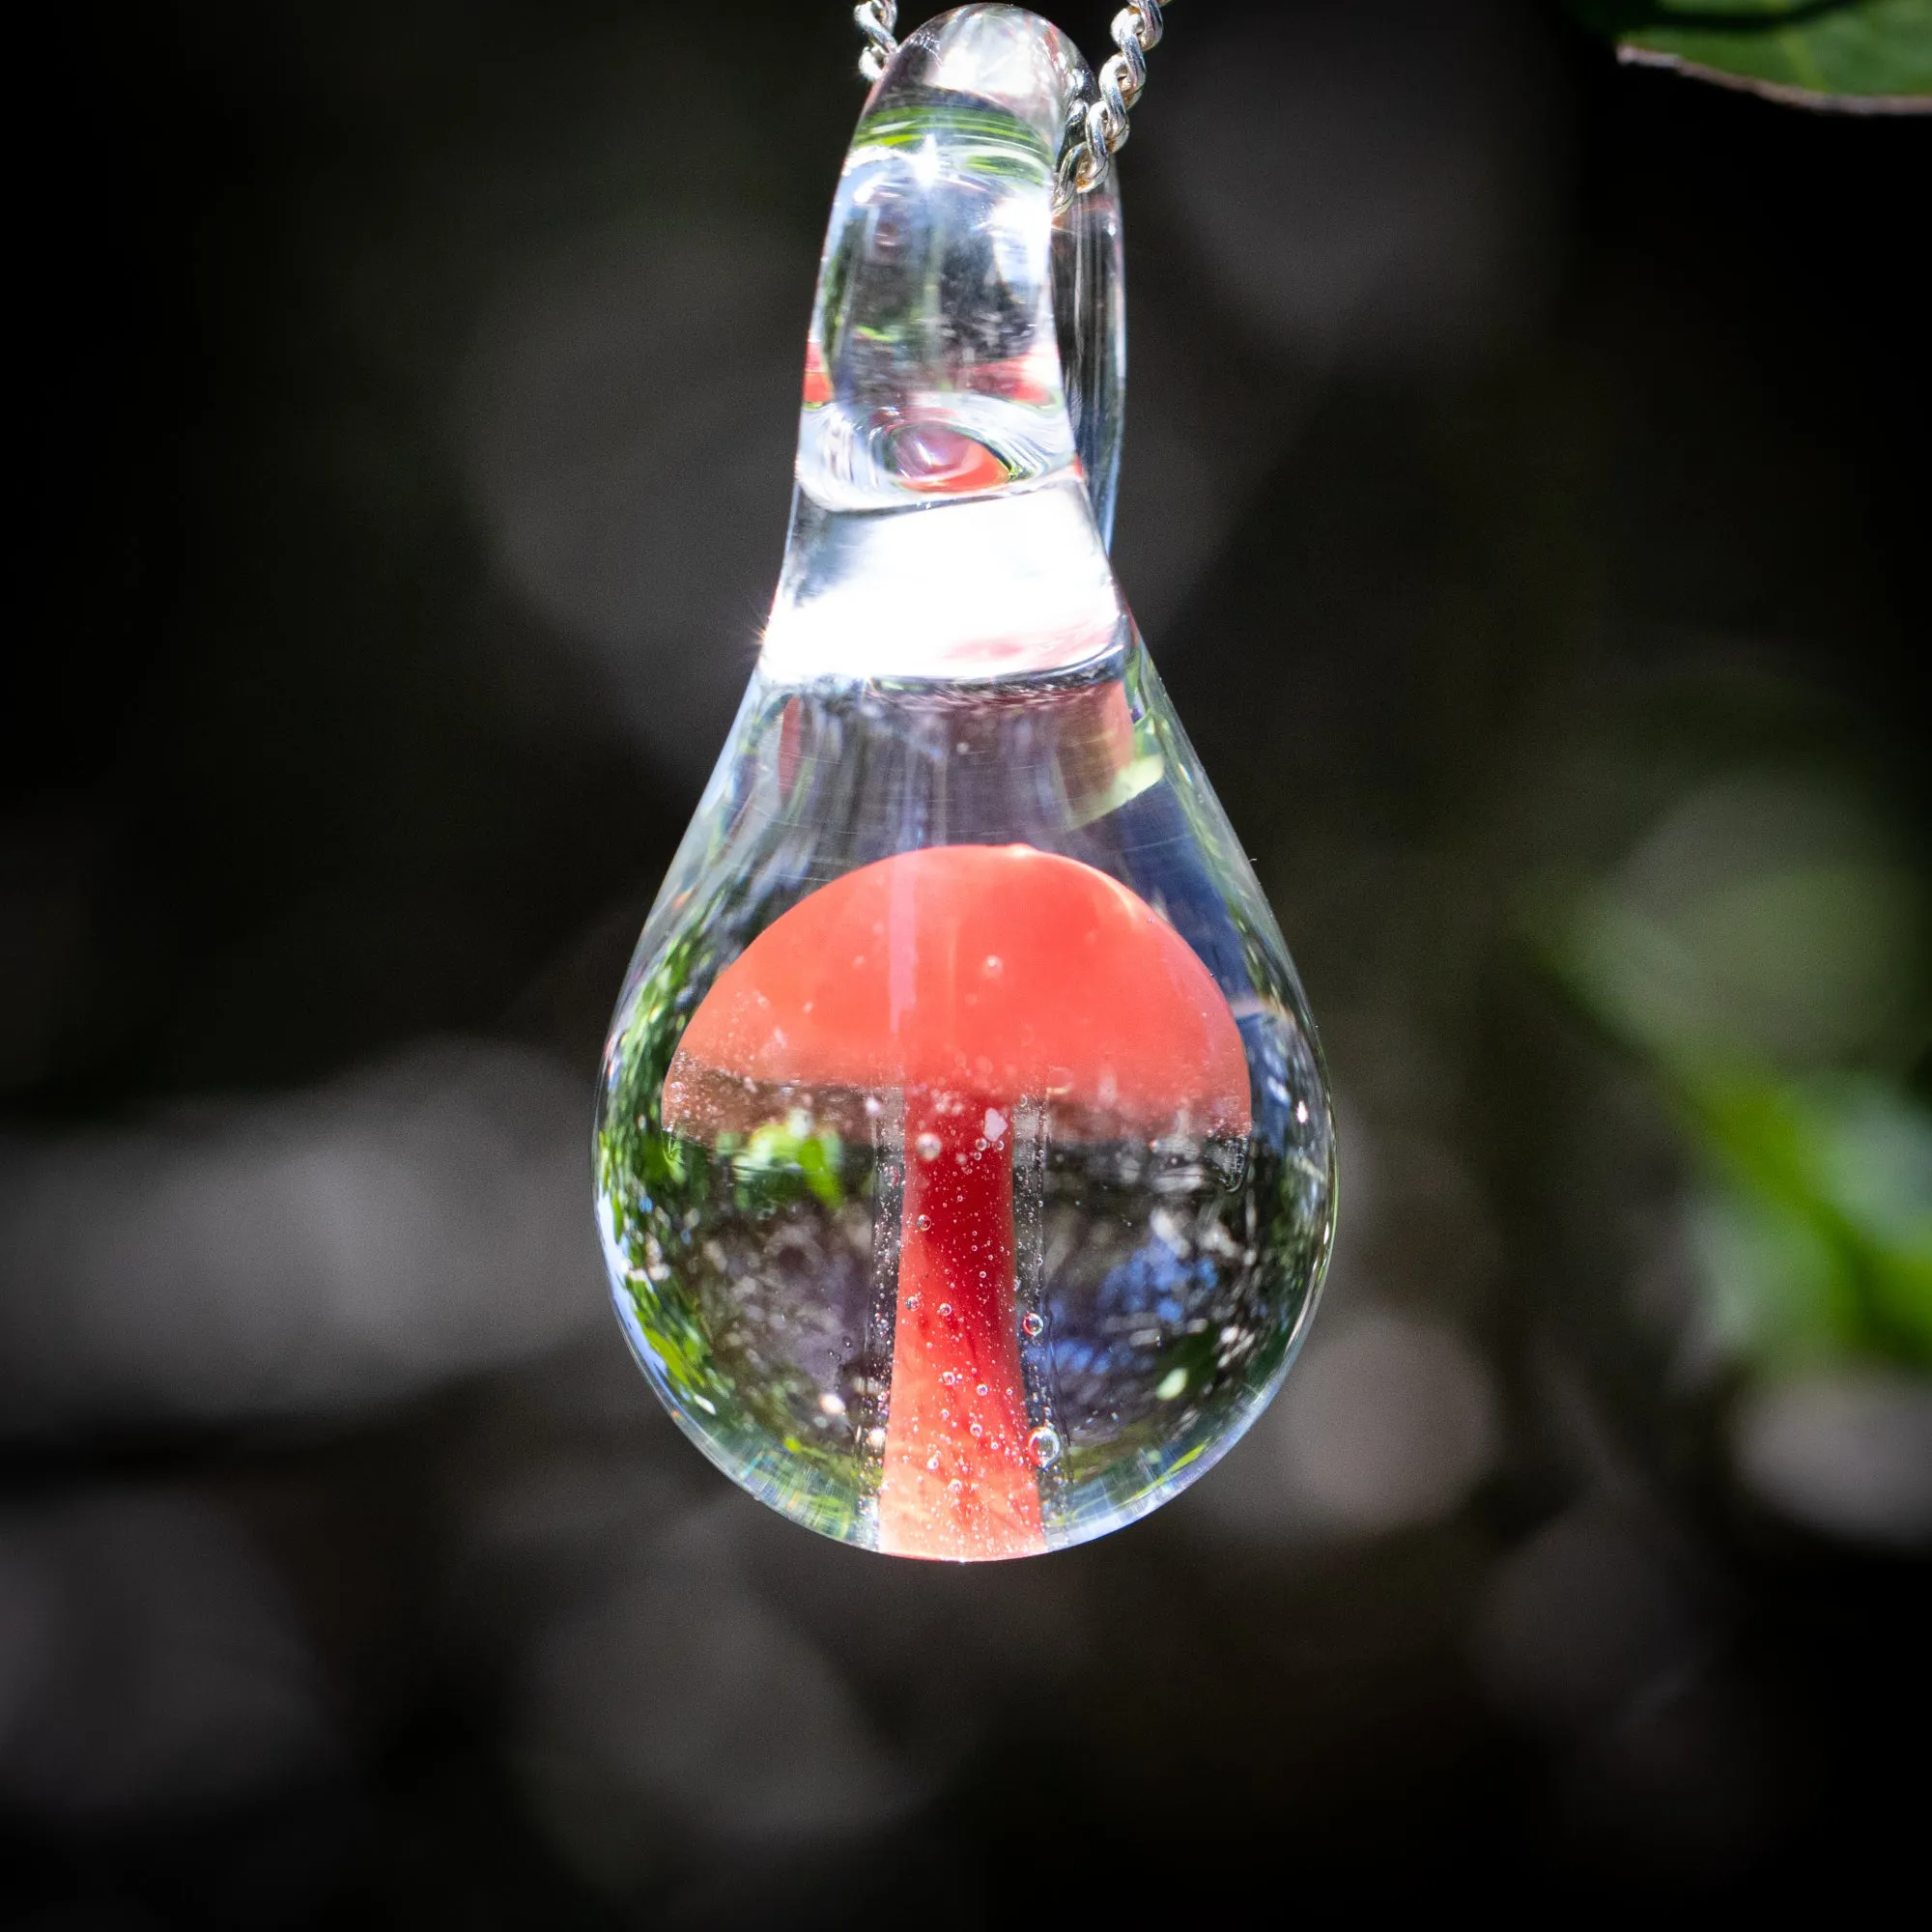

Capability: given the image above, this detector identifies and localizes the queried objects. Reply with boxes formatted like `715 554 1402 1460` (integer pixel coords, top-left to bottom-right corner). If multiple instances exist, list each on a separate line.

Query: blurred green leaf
1688 1075 1932 1371
737 1115 846 1209
1569 0 1932 108
1558 863 1926 1068
1534 770 1932 1378
1547 889 1932 1371
1547 775 1928 1073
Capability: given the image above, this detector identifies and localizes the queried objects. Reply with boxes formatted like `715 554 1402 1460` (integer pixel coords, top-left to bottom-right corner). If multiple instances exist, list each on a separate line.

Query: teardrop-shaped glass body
595 5 1335 1560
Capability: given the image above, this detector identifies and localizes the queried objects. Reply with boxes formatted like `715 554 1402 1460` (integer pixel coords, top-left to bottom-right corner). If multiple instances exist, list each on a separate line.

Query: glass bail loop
767 5 1123 684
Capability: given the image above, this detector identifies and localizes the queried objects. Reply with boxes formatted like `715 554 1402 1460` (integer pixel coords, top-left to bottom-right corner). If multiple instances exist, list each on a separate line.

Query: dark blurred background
5 1 1928 1924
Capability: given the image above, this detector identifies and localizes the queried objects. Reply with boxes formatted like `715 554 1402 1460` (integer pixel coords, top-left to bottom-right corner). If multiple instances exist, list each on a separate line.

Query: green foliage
856 103 1054 176
729 1117 847 1211
595 858 880 1539
1685 1074 1932 1370
596 912 740 1426
1538 775 1932 1378
1569 0 1932 106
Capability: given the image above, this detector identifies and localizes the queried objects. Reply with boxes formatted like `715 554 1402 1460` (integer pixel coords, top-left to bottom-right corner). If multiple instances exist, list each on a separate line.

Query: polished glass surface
595 5 1335 1559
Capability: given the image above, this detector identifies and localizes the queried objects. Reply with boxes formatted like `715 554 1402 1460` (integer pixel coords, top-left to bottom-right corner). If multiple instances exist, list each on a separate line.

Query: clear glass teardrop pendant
595 4 1335 1561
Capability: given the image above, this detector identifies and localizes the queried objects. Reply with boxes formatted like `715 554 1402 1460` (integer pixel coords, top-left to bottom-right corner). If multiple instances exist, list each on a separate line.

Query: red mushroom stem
879 1088 1042 1559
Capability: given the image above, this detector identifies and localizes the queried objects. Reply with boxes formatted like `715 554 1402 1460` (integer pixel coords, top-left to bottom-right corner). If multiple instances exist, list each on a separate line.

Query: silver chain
853 4 1171 194
854 3 899 83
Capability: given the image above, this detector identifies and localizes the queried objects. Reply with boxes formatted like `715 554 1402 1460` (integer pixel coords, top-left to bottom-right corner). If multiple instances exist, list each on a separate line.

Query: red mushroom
662 844 1250 1560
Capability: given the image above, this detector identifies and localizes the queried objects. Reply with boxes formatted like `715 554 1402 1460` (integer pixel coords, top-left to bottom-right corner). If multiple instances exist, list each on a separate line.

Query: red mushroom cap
663 844 1250 1137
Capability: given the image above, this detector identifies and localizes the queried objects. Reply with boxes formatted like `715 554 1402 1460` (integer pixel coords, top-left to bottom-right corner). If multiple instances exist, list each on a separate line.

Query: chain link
1078 4 1166 191
854 3 900 83
854 4 1172 196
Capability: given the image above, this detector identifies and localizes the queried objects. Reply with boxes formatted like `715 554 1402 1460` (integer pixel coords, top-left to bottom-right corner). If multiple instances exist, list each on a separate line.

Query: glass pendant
594 4 1335 1560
